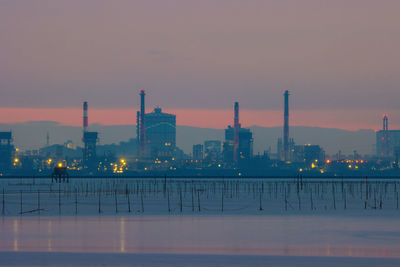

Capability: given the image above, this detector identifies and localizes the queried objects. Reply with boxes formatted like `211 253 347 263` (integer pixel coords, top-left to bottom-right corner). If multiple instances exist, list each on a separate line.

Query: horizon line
0 107 398 132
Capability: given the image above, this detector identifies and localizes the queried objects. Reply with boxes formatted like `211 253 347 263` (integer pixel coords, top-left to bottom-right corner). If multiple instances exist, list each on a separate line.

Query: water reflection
47 220 52 252
13 219 18 251
1 216 399 258
120 217 125 253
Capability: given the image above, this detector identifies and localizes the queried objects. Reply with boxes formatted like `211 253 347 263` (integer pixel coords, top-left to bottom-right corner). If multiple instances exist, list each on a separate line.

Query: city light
311 163 316 168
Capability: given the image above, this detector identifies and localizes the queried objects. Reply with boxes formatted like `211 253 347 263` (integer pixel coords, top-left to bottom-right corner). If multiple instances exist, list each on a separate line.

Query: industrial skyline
1 89 399 177
0 89 398 155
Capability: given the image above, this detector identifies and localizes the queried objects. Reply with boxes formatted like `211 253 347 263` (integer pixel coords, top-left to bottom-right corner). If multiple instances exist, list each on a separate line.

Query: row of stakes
1 178 400 215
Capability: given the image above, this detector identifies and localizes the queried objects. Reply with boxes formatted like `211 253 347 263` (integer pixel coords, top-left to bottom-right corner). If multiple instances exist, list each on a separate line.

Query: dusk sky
1 0 399 130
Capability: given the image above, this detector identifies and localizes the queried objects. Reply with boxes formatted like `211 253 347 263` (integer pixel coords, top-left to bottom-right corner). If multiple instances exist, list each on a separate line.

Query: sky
1 0 400 130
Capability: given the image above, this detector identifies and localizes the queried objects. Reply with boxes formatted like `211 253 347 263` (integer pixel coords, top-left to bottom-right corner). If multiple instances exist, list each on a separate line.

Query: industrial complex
0 90 399 177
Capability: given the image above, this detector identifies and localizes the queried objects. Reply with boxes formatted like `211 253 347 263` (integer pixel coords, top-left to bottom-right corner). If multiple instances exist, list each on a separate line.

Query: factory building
83 131 98 169
222 102 253 164
144 107 176 160
0 132 13 173
193 144 204 161
376 115 400 159
376 130 400 158
204 140 222 163
292 144 325 165
277 137 295 161
82 101 99 170
223 126 253 163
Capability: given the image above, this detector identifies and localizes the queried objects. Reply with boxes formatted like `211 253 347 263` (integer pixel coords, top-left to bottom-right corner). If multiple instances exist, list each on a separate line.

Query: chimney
234 102 239 163
83 101 88 132
139 90 146 158
283 90 290 162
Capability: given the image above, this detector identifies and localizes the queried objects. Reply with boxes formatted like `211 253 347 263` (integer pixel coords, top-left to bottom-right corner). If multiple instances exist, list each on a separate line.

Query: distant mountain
177 125 375 156
0 121 375 156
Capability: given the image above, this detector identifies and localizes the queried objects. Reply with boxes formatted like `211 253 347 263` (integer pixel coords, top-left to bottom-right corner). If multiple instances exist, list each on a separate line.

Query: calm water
1 215 400 258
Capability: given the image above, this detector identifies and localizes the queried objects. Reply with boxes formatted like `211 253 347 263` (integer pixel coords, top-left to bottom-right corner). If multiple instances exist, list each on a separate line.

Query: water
1 215 400 258
2 177 399 216
2 178 400 265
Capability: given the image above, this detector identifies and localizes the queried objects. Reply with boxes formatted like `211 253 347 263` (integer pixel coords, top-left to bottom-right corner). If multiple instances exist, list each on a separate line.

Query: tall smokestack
234 102 239 163
136 111 140 155
283 90 290 162
139 90 146 158
382 114 389 157
83 101 88 132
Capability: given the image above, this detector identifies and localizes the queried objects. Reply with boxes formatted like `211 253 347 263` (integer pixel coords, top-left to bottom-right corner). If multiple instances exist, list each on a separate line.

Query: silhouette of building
376 130 400 158
204 140 222 163
0 132 13 173
223 126 253 163
145 107 176 160
395 146 400 168
293 144 325 165
277 137 295 161
81 101 98 170
222 101 253 164
193 144 203 161
376 115 400 158
83 131 98 169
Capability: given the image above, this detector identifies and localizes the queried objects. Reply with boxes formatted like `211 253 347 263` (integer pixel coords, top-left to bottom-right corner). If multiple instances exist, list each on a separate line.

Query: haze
1 0 399 130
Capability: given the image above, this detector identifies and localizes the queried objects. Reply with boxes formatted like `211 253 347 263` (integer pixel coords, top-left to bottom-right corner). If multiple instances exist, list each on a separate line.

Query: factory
136 90 177 161
144 107 176 160
0 132 13 173
82 101 99 171
223 102 253 164
3 88 399 176
376 115 400 159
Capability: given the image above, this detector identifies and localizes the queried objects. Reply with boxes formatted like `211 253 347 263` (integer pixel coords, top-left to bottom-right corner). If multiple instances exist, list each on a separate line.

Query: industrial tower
382 114 390 157
82 101 98 169
283 90 290 162
138 90 146 159
233 102 239 163
136 110 140 155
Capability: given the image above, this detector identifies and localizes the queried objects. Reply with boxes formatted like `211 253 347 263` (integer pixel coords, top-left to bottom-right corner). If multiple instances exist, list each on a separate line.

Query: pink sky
0 107 398 131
